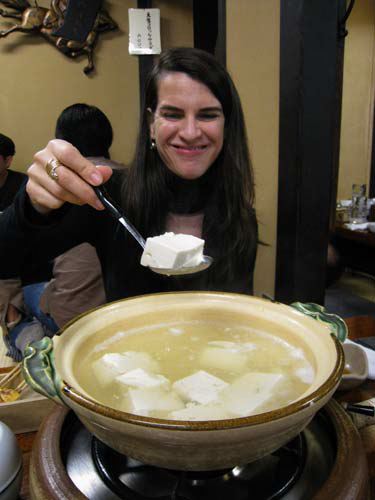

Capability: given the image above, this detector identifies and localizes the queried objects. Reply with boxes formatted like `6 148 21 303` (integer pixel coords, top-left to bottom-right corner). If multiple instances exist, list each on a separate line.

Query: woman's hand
26 139 114 215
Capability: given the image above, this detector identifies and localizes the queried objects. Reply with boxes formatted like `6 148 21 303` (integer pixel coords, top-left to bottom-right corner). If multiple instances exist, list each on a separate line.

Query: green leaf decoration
22 337 64 405
290 302 348 343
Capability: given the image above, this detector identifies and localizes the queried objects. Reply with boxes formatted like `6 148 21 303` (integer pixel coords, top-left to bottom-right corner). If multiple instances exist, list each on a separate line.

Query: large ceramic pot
23 292 346 471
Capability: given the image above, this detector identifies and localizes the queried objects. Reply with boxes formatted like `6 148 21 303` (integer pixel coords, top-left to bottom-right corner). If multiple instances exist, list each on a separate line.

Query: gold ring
45 158 62 181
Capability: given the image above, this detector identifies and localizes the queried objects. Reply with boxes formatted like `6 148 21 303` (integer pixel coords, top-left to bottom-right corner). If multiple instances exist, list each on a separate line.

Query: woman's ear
147 108 155 139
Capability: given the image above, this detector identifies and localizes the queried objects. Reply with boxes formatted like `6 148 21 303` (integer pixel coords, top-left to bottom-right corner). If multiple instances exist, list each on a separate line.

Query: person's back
3 104 121 359
0 133 26 211
39 104 121 327
0 133 49 358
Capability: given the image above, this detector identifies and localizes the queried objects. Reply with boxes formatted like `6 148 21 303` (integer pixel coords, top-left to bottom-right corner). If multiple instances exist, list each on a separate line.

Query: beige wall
227 1 280 298
338 0 375 199
0 0 193 171
154 0 193 48
1 0 277 295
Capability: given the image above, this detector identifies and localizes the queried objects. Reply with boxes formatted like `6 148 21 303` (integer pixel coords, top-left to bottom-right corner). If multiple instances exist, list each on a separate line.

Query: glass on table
336 200 351 223
349 184 368 224
369 203 375 222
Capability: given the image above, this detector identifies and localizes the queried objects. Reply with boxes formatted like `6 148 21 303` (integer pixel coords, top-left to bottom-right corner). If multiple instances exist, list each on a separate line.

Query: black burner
91 434 306 500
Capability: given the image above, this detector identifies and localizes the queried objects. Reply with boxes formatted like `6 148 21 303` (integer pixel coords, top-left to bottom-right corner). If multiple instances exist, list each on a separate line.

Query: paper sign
128 8 161 55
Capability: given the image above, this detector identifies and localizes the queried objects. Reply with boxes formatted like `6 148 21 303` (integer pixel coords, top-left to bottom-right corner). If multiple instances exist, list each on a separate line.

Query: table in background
334 224 375 276
16 315 375 500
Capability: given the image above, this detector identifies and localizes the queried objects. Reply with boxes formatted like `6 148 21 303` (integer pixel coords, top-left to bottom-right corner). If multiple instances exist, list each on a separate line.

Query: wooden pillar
137 0 154 111
193 0 226 66
275 0 348 304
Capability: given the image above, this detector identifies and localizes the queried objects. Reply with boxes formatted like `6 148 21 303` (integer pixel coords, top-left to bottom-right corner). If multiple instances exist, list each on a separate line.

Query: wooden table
15 316 375 500
335 225 375 248
334 224 375 276
17 432 34 499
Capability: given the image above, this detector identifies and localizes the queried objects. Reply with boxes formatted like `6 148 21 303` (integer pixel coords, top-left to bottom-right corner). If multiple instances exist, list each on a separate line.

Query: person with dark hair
0 103 124 359
0 133 27 211
0 48 258 308
55 103 124 170
55 103 113 159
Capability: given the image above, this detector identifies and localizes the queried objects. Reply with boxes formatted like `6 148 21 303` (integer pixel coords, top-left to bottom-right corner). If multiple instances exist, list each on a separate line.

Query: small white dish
368 222 375 233
338 343 368 391
344 222 369 231
340 199 352 207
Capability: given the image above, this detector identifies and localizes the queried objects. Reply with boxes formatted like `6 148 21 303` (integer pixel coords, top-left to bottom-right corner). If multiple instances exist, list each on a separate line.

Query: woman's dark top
0 170 27 211
0 173 257 302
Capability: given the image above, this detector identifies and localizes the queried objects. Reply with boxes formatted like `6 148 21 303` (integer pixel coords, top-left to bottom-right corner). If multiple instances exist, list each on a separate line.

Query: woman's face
149 72 225 180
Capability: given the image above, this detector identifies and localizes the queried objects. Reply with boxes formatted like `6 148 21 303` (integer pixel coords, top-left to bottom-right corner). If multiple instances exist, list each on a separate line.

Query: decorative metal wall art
0 0 118 74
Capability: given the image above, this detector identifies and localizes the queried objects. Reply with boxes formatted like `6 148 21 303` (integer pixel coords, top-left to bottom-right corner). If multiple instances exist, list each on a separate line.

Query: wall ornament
0 0 118 74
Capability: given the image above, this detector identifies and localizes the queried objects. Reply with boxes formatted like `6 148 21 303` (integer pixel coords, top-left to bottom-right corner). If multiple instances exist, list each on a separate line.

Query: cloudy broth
74 320 315 420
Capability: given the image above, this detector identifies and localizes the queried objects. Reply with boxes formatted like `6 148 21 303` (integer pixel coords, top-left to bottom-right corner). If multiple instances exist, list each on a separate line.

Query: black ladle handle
93 185 122 220
93 186 146 249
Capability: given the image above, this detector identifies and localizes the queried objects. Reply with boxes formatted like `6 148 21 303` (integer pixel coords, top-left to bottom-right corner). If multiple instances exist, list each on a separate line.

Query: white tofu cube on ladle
140 232 204 269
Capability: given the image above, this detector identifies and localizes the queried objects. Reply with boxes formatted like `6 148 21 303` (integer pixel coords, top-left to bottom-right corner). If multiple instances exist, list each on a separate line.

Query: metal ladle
93 186 213 276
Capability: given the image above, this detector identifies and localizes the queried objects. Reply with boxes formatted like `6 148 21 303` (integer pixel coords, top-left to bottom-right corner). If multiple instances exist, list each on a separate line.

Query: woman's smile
149 72 225 180
171 144 208 156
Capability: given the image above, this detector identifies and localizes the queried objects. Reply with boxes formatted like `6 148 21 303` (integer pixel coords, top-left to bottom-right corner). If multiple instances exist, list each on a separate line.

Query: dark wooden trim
370 102 375 198
275 1 302 304
330 0 348 229
137 0 154 111
275 0 346 304
216 0 226 67
193 0 226 66
193 0 217 54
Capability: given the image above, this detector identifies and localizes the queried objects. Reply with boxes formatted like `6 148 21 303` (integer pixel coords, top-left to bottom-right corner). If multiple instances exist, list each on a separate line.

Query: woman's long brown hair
122 47 258 287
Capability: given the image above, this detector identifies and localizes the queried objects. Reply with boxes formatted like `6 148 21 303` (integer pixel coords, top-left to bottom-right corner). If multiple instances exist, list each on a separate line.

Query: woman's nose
179 116 202 140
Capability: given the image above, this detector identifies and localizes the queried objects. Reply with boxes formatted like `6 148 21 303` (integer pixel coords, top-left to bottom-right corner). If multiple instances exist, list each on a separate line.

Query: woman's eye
198 113 221 121
159 111 222 121
161 113 183 120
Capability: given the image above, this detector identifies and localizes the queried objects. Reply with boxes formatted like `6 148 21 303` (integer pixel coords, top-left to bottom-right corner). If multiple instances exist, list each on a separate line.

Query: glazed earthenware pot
23 292 346 471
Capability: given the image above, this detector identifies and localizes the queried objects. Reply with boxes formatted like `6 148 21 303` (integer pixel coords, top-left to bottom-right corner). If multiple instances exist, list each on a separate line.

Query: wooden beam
275 0 346 304
216 0 226 67
137 0 154 111
370 103 375 198
193 0 226 66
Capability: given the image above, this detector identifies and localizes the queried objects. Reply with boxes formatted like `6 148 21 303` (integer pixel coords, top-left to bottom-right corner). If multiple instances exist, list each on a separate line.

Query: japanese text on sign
128 9 161 55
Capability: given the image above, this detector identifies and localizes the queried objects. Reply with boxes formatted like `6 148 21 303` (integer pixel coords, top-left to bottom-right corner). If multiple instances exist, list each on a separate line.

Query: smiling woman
0 47 258 304
148 73 225 180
